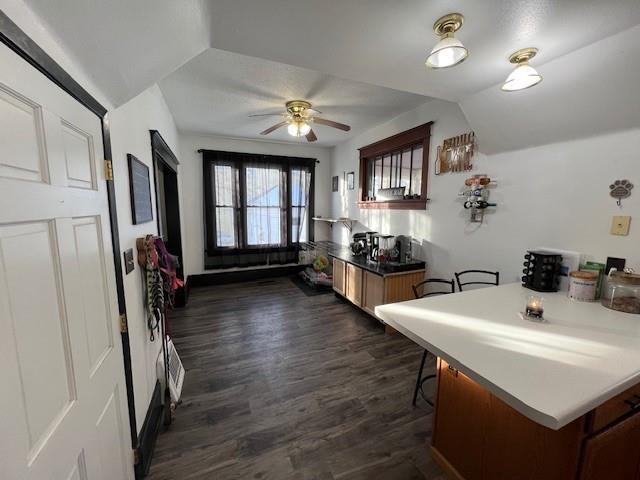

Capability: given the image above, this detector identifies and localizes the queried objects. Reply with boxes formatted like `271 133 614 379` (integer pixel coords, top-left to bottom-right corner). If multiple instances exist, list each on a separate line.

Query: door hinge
104 159 114 181
133 447 141 465
119 314 128 333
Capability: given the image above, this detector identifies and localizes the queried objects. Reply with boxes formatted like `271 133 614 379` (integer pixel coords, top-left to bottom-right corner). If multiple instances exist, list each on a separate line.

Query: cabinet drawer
591 382 640 432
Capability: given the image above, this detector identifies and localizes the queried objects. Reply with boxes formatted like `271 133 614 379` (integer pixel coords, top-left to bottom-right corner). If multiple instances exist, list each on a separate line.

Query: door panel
0 221 76 456
0 84 46 182
0 41 132 480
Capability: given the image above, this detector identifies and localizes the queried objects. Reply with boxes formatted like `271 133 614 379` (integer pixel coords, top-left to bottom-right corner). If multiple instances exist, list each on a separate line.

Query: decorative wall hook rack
609 179 633 206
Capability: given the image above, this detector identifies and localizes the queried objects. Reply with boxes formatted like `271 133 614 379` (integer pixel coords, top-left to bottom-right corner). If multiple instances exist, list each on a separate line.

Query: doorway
150 130 186 306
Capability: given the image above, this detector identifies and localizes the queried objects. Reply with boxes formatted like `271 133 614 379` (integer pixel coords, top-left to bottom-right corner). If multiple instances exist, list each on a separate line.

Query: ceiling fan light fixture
426 13 468 69
287 120 311 137
502 48 542 92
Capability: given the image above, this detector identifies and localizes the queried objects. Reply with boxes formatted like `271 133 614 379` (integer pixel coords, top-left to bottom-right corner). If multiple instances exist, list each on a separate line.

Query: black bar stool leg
412 350 428 406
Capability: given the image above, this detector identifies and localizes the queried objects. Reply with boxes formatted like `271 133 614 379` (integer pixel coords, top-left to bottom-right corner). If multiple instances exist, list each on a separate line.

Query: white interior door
0 42 132 480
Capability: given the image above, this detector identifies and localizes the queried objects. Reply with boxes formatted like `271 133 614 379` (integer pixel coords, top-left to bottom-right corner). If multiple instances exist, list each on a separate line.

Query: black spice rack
522 250 563 292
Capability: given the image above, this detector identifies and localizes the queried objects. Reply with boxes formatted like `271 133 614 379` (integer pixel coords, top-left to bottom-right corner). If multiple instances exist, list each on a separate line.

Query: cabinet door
483 394 584 480
432 360 489 480
333 258 345 295
579 411 640 480
345 263 363 306
362 271 384 317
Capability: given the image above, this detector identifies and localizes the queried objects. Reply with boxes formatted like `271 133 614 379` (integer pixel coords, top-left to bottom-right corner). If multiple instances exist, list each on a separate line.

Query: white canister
568 271 598 301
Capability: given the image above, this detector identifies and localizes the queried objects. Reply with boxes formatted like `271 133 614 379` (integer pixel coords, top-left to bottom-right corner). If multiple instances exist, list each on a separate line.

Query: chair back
412 278 456 299
454 270 500 292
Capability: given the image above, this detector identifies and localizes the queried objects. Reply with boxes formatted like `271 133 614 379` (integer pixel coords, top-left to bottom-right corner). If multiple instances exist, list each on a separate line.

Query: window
202 150 315 269
358 123 431 209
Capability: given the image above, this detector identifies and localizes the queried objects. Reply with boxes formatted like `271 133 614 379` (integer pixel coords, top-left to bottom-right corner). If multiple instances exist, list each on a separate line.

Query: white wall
179 133 332 276
109 85 180 432
331 98 640 283
1 1 180 435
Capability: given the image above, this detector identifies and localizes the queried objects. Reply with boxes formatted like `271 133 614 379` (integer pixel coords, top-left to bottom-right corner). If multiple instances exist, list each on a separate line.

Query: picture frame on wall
127 154 153 224
347 172 355 190
332 175 339 192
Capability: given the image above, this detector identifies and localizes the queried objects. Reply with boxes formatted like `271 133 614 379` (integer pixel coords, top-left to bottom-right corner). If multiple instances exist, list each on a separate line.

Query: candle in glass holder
525 295 544 319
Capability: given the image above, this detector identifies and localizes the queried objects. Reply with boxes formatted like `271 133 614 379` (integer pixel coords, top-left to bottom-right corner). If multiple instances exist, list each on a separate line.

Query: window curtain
291 167 311 243
202 150 315 270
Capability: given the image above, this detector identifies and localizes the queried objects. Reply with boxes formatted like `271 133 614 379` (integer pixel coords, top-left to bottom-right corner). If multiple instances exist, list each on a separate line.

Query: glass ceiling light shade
502 48 542 92
287 120 311 137
426 13 468 69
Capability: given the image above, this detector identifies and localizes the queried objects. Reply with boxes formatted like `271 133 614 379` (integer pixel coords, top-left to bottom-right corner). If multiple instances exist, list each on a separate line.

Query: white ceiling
23 0 212 105
21 0 640 153
159 48 430 146
207 0 640 101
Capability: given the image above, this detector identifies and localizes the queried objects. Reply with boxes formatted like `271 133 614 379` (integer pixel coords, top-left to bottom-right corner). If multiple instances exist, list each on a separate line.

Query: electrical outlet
610 216 631 236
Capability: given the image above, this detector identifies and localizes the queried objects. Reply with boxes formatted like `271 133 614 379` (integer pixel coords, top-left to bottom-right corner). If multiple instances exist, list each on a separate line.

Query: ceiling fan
249 100 351 142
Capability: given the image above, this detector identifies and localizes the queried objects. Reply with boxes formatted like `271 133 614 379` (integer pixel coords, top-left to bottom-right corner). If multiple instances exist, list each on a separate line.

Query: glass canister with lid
601 269 640 314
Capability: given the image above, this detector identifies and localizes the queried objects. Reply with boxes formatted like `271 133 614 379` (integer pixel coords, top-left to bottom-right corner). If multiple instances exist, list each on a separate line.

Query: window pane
246 166 281 207
374 156 382 198
382 154 392 189
247 207 281 245
292 207 308 243
291 168 308 206
410 145 423 196
366 158 375 199
214 165 234 206
215 206 235 247
400 148 411 194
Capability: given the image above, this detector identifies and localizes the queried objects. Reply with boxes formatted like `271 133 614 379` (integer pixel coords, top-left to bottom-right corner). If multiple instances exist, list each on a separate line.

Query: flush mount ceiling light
426 13 468 69
502 48 543 92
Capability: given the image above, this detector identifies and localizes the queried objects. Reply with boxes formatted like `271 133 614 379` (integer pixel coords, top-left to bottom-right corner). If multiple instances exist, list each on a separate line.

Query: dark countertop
326 246 426 276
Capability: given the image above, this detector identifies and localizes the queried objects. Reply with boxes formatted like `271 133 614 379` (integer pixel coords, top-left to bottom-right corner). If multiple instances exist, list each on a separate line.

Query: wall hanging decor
332 175 339 192
609 179 633 206
347 171 355 190
459 174 496 223
435 131 475 174
128 154 153 224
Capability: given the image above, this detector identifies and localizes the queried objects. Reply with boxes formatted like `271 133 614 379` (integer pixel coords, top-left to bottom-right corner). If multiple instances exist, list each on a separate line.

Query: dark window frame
358 122 432 209
201 150 315 263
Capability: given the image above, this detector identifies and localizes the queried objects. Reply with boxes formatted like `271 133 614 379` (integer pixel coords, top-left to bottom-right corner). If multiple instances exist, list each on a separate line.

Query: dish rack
298 240 336 288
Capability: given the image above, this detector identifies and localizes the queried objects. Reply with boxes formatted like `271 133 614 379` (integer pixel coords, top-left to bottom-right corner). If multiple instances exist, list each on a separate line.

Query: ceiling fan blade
260 121 288 135
248 112 286 118
313 117 351 131
306 129 318 142
307 107 322 115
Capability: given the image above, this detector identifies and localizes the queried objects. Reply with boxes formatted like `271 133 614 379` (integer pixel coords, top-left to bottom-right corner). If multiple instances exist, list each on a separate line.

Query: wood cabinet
331 256 424 330
432 359 640 480
362 271 384 317
345 263 363 306
333 258 346 295
579 410 640 480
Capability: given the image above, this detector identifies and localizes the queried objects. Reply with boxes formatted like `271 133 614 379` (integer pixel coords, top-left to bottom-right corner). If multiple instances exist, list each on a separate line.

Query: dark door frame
0 8 141 476
150 130 186 306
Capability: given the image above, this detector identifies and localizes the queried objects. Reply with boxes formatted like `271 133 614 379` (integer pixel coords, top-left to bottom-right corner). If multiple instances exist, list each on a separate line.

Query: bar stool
411 278 456 407
454 269 500 292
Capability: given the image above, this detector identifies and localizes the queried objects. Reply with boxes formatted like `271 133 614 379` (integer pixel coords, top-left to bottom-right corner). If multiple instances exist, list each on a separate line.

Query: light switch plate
611 216 631 236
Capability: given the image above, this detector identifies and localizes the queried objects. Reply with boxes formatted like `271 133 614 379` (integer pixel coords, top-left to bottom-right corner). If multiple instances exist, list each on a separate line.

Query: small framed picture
347 172 355 190
332 175 339 192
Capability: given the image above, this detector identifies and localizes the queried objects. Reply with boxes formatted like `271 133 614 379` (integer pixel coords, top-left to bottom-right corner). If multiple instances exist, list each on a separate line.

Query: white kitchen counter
375 283 640 430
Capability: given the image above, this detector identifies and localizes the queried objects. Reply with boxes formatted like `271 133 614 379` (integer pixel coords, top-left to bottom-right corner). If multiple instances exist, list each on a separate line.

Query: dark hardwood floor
148 277 444 480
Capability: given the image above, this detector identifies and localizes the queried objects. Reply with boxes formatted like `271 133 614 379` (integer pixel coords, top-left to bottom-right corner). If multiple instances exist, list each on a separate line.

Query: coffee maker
350 233 368 256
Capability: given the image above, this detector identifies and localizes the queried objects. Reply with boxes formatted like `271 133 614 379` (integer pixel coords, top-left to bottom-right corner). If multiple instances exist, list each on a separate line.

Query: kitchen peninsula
376 284 640 480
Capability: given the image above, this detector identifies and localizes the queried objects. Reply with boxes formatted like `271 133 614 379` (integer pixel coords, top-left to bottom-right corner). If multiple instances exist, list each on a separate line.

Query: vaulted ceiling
22 0 640 152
